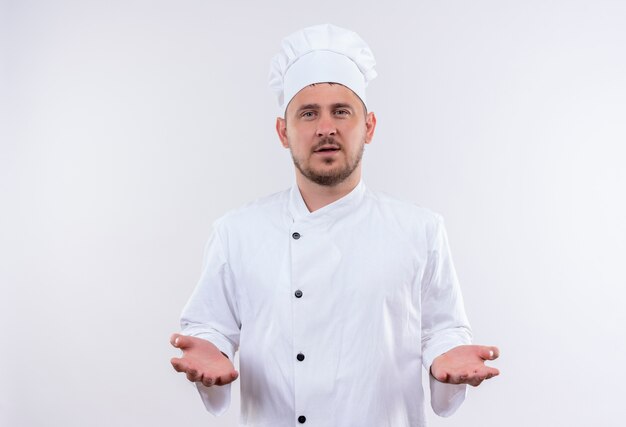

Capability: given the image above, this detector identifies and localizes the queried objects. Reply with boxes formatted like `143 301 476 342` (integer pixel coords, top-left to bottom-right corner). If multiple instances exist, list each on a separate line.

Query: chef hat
269 23 377 115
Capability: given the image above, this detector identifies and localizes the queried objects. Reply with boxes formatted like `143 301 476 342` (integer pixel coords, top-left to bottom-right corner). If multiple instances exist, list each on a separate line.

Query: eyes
300 109 351 119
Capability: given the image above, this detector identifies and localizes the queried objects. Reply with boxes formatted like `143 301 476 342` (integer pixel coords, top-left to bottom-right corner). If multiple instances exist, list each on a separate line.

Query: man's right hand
170 333 239 387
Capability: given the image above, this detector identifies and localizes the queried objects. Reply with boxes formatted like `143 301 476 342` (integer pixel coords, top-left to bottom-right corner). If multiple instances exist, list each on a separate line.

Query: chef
170 23 500 426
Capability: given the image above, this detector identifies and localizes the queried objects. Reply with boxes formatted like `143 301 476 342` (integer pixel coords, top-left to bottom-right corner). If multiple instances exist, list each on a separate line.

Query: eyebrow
331 103 355 111
295 103 321 113
295 103 355 114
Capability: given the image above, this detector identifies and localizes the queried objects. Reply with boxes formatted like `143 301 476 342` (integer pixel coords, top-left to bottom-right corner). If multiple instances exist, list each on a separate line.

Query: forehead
286 83 363 115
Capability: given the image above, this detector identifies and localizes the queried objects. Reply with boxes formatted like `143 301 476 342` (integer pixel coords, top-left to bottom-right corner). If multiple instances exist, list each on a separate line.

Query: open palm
430 344 500 387
170 334 239 387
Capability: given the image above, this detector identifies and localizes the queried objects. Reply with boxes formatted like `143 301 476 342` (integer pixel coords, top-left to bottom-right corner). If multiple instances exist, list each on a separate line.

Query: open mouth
314 146 340 153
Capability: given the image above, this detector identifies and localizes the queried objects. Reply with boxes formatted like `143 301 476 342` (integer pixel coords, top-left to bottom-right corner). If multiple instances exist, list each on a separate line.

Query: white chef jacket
180 180 472 427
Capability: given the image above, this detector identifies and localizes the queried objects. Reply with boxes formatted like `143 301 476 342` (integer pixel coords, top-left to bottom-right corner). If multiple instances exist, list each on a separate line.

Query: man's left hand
430 345 500 387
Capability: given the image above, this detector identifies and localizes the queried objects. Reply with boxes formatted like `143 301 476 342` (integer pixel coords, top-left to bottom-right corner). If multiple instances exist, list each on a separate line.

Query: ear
364 111 377 145
276 117 289 148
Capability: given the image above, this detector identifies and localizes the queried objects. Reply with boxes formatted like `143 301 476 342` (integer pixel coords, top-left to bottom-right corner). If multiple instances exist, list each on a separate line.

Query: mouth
314 145 341 153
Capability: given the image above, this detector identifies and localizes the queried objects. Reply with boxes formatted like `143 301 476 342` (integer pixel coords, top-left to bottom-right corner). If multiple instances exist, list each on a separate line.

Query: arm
421 214 473 417
171 223 241 415
422 218 500 389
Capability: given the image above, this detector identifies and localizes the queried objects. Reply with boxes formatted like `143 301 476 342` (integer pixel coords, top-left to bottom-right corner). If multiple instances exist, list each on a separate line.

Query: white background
1 1 625 426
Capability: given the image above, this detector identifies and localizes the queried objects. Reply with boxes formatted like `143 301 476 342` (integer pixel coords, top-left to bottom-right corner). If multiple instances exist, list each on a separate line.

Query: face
276 83 376 187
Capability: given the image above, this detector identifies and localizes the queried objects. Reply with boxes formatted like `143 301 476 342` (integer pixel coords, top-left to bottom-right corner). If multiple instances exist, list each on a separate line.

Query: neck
295 168 362 212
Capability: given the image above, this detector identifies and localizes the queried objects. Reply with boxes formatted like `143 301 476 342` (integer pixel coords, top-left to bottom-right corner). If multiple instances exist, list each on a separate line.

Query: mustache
313 137 341 152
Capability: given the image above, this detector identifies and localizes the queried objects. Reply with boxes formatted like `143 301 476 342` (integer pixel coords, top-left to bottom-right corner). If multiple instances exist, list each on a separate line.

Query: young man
170 24 499 426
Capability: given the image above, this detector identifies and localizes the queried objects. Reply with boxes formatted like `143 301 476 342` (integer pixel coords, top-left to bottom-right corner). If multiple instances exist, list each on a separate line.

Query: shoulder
213 188 291 233
360 186 447 250
363 186 443 227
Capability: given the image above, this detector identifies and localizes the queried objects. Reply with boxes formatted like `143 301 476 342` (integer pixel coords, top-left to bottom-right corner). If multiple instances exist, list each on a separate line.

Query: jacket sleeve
420 214 473 417
179 222 241 416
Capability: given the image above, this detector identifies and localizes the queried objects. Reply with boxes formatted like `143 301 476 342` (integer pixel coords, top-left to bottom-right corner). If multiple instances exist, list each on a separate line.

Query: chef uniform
179 24 472 427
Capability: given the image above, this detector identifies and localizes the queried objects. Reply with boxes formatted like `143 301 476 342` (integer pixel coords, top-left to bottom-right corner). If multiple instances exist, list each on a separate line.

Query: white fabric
269 23 377 113
180 180 472 426
282 50 366 113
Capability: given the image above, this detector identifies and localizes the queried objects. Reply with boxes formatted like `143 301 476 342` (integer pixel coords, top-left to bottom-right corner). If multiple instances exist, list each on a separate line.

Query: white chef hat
269 23 377 115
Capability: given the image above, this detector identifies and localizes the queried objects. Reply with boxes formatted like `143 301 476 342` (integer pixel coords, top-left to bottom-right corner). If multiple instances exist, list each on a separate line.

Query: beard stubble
290 136 365 187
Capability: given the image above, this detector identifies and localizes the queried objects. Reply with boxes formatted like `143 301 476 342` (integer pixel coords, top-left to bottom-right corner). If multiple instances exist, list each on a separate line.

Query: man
170 24 499 426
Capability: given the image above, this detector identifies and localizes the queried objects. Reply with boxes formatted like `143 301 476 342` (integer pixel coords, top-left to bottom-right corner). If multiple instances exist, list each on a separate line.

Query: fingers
192 371 239 387
170 357 187 373
432 370 449 383
479 345 500 361
485 367 500 379
170 334 190 350
186 368 201 382
172 357 212 384
172 357 202 383
170 357 239 387
464 367 500 387
440 370 467 384
170 333 193 350
489 346 500 359
170 357 202 381
170 333 180 347
201 375 215 387
440 365 500 387
225 370 239 384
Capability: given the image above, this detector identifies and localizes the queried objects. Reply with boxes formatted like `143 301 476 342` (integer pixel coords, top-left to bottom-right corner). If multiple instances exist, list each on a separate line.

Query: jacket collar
288 179 366 224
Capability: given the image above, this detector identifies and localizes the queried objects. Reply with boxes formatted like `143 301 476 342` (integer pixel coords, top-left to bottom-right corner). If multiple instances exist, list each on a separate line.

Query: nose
316 112 337 137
